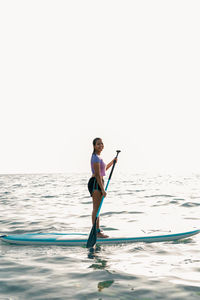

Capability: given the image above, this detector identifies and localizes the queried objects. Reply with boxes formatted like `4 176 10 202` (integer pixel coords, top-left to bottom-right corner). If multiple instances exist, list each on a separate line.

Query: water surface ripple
0 173 200 299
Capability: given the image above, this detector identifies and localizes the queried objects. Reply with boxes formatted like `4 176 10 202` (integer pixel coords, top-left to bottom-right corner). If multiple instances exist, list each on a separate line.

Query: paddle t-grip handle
108 150 121 181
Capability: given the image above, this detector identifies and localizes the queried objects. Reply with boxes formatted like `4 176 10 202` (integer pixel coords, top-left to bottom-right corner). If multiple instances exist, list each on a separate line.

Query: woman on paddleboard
88 138 117 238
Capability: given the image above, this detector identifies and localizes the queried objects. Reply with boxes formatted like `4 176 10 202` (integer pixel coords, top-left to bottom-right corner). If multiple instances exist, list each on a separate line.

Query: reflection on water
89 258 107 270
88 246 115 293
88 246 108 270
98 280 114 292
87 245 102 260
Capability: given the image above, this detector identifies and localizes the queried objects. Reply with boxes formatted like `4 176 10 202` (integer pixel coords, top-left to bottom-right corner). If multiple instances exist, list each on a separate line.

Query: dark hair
92 137 101 154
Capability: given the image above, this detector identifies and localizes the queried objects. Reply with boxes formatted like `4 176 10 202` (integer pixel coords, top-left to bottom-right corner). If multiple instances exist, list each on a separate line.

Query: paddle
86 150 121 248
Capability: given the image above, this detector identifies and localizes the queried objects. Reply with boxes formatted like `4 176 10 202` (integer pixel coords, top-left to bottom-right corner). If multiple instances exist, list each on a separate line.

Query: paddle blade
86 218 97 248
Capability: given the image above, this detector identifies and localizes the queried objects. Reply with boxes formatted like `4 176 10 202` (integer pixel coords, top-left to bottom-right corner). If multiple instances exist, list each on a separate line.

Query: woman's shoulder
91 153 101 163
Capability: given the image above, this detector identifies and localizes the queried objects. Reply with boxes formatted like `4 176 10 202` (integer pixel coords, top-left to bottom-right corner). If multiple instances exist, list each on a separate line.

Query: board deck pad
1 229 199 246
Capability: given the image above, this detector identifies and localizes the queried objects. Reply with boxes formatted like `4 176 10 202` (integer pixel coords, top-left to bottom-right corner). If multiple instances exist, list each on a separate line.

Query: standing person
88 138 117 238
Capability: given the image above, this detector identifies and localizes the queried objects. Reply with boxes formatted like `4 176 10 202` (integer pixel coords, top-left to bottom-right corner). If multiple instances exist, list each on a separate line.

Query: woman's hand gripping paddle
86 150 121 248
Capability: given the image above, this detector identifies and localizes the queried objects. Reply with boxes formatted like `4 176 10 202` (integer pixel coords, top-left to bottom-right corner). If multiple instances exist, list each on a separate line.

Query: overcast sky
0 0 200 174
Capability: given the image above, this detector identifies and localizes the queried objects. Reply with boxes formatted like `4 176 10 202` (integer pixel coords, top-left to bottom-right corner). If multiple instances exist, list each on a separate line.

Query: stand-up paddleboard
0 229 199 246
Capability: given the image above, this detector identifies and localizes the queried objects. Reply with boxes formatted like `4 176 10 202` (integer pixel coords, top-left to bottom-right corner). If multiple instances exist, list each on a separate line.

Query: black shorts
88 177 104 197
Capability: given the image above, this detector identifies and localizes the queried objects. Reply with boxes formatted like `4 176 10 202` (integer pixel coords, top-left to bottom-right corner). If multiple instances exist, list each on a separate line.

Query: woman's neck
94 151 101 155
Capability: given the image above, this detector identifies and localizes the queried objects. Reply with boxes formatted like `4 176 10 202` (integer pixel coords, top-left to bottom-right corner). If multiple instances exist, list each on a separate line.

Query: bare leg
92 190 109 238
92 190 102 228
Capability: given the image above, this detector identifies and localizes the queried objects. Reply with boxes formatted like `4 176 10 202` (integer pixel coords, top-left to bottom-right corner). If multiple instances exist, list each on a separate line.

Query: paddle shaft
96 150 121 218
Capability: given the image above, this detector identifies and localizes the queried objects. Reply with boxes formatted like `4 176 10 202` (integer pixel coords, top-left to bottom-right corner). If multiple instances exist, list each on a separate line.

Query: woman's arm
106 158 117 171
93 163 106 197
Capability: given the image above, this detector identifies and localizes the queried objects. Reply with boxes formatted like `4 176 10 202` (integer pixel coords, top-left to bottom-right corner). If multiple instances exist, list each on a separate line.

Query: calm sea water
0 173 200 300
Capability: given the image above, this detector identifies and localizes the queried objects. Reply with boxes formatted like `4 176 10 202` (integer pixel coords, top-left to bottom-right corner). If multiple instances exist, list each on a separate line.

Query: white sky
0 0 200 174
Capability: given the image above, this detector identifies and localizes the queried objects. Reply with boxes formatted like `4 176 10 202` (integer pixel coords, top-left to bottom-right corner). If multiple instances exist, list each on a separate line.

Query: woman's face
94 139 104 154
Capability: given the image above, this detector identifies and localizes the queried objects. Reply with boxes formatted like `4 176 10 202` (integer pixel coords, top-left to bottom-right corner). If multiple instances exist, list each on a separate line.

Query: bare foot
97 232 109 238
